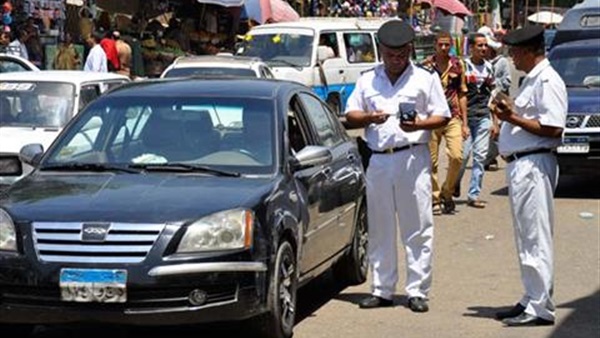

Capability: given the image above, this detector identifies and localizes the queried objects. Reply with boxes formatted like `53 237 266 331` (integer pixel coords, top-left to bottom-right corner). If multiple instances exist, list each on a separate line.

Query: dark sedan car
548 39 600 176
0 78 368 338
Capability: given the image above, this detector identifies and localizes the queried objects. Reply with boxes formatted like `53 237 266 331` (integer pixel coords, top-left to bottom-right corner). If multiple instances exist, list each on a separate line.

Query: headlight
176 209 254 253
0 209 17 252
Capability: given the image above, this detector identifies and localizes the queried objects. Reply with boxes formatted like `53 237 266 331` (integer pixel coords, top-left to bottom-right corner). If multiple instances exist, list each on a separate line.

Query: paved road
30 157 599 338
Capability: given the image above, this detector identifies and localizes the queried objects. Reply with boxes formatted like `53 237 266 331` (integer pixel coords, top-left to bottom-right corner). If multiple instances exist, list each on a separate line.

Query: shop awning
196 0 246 7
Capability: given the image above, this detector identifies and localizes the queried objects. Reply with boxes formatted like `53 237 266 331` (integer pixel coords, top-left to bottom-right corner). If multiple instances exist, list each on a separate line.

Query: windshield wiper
129 163 241 177
267 59 303 69
41 163 141 173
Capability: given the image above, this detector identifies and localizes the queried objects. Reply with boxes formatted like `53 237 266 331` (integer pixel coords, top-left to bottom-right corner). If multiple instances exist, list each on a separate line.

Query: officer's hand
399 116 421 132
369 110 390 125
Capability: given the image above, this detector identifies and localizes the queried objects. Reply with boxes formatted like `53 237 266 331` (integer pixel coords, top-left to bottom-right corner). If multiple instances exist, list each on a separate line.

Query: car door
297 91 362 265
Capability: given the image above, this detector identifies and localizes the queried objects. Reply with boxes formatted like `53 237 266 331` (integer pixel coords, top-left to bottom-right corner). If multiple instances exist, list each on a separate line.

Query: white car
0 71 129 187
160 54 276 79
0 53 39 73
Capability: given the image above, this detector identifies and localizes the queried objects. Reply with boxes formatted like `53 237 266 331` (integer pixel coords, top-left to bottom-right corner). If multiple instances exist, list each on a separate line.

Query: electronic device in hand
398 102 416 123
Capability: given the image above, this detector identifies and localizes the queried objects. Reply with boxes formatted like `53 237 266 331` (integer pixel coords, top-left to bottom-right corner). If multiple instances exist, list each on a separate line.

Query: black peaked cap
377 20 415 48
503 25 545 46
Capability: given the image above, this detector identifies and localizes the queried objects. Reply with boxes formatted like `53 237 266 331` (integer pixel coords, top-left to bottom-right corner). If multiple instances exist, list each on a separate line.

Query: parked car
0 53 39 73
0 71 130 187
160 54 275 79
550 0 600 48
0 78 368 338
548 39 600 176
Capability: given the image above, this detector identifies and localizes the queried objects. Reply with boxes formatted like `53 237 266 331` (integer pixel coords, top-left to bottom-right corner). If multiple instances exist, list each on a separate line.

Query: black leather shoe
407 297 429 313
358 296 393 309
502 313 554 326
495 303 526 320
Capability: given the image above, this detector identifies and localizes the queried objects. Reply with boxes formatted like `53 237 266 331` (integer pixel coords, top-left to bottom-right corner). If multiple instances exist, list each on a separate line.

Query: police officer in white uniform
491 25 567 326
345 20 450 312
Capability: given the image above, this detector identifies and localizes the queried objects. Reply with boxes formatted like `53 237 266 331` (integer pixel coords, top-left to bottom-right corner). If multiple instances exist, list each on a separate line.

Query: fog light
188 289 207 306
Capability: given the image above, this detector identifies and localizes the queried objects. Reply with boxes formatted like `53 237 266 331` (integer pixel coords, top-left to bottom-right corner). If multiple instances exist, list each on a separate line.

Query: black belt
371 144 420 154
502 148 553 163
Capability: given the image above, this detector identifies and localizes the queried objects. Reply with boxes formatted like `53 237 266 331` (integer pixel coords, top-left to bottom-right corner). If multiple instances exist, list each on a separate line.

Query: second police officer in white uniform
345 20 450 312
492 25 567 327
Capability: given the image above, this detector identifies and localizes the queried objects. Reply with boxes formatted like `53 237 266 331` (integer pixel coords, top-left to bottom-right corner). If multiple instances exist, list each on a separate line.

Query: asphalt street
27 145 600 338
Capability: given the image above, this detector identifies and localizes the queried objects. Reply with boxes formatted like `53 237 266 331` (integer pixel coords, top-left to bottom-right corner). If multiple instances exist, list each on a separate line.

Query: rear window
164 67 257 78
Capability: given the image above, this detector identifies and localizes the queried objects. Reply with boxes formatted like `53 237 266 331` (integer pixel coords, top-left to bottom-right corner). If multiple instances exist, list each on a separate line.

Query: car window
287 97 310 154
164 67 257 78
79 84 100 111
319 32 339 57
0 81 75 128
343 33 376 64
45 96 277 175
550 49 600 87
0 58 29 73
298 92 343 147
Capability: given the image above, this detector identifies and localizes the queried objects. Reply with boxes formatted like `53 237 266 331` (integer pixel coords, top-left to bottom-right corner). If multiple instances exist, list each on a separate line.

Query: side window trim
296 91 343 147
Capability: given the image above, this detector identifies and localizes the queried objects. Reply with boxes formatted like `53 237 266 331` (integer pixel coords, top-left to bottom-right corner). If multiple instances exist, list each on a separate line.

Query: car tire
254 241 297 338
334 202 368 286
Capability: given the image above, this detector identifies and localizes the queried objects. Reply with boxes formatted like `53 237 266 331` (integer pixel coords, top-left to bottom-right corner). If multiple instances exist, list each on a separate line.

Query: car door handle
321 167 332 178
339 70 344 74
347 153 356 162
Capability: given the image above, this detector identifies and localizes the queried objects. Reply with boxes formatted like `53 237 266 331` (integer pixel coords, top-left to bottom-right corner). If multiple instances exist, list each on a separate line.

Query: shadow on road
463 289 600 337
335 293 409 308
550 289 600 338
30 270 351 338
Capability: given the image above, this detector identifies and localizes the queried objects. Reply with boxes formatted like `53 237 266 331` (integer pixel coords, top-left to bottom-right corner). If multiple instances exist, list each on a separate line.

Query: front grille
585 115 600 128
32 222 165 264
0 284 238 312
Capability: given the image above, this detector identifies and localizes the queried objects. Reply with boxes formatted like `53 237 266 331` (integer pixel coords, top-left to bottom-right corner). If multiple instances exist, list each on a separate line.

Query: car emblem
81 223 111 242
566 116 581 128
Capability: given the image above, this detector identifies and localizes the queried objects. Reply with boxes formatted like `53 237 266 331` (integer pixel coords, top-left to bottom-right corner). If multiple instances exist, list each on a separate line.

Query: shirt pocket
514 86 535 110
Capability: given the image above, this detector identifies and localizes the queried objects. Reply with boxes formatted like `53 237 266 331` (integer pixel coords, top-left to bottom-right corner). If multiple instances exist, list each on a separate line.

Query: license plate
557 136 590 154
60 268 127 303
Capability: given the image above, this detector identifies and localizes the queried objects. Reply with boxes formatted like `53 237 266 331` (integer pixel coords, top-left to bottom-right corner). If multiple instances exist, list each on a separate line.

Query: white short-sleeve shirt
498 59 567 156
345 63 450 151
84 44 108 73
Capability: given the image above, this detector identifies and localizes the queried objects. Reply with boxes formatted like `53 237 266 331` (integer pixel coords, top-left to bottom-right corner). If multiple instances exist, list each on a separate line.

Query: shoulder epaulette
416 63 435 74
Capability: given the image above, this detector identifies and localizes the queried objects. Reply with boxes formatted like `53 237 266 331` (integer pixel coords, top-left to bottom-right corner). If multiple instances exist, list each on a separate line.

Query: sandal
467 199 486 209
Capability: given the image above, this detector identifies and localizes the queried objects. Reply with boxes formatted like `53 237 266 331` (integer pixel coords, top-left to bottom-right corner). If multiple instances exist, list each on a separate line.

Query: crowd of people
345 19 566 328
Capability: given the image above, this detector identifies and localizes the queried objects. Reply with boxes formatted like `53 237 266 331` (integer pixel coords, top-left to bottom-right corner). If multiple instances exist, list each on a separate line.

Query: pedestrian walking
84 31 108 73
491 25 567 327
421 31 469 215
53 32 80 70
344 20 450 312
454 33 499 207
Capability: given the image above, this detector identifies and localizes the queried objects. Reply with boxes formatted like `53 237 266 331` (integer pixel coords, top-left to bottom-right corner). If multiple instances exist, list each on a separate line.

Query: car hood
567 87 600 114
1 173 276 223
0 126 60 154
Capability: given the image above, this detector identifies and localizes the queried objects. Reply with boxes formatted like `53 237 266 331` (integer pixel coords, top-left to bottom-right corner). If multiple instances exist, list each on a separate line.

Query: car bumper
0 258 269 325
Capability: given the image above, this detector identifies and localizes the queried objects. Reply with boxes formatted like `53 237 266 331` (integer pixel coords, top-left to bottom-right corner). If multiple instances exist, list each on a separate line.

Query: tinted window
164 67 257 78
298 93 342 147
79 85 100 111
45 96 277 175
550 48 600 87
0 59 29 73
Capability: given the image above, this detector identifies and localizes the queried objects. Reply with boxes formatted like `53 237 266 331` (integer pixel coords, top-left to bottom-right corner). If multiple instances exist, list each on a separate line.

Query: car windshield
164 67 257 78
0 81 75 128
43 96 277 175
237 33 314 67
550 49 600 87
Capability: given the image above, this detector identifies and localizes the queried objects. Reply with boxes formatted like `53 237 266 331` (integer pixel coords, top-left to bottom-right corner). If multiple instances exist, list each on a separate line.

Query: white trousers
366 144 434 300
505 153 558 321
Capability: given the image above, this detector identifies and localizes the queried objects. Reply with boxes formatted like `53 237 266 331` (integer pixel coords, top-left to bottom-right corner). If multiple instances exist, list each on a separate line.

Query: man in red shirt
100 31 120 72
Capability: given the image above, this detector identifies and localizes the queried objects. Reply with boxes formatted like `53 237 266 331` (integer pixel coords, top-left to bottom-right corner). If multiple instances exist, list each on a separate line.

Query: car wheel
334 202 368 285
255 241 297 338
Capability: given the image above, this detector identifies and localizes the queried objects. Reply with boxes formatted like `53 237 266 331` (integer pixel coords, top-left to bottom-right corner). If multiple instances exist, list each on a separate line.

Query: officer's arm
499 112 563 138
346 110 389 128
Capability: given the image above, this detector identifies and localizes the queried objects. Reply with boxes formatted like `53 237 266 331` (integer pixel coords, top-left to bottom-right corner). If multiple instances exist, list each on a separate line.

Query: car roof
172 55 265 68
550 38 600 50
107 77 301 99
0 70 129 83
249 16 389 32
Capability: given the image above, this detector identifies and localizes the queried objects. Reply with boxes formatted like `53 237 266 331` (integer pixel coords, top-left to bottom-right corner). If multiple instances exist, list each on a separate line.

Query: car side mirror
291 146 332 170
317 45 335 62
19 143 44 167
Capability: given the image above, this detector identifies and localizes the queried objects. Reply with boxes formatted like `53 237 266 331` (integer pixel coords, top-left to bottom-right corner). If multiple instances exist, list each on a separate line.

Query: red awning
418 0 472 17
